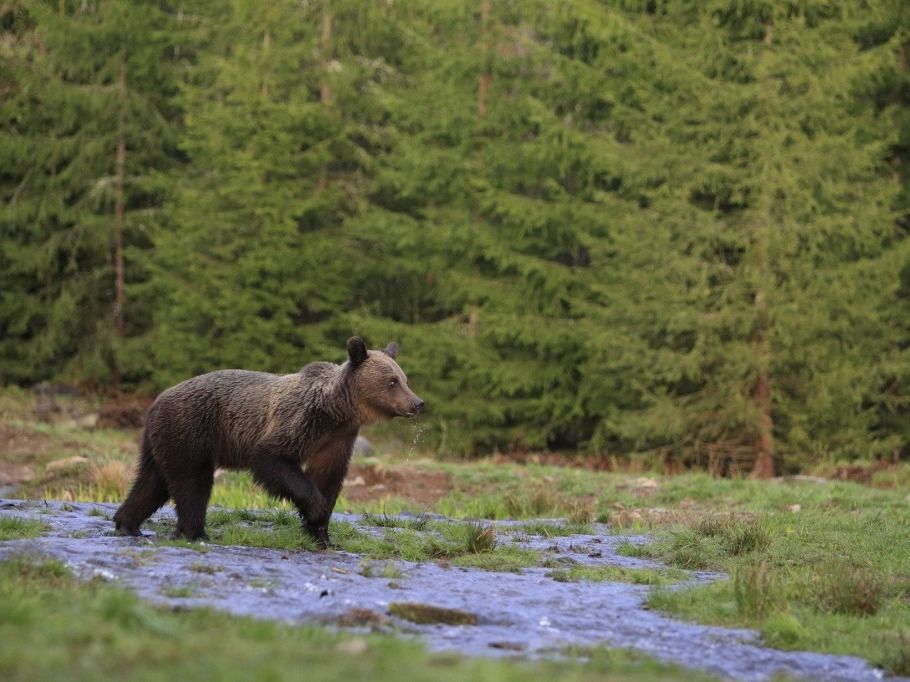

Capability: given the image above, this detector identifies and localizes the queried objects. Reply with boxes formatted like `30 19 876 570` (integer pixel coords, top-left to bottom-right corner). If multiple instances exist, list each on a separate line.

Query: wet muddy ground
0 498 897 682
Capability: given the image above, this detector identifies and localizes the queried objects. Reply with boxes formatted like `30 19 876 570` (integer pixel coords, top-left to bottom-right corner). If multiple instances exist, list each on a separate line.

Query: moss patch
547 565 688 586
388 602 478 626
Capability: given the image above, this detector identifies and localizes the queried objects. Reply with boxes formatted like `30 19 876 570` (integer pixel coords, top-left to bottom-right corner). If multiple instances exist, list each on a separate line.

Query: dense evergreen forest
2 0 909 472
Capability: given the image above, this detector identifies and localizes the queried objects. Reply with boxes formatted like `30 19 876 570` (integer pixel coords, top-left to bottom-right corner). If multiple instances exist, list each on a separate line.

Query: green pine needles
2 0 909 468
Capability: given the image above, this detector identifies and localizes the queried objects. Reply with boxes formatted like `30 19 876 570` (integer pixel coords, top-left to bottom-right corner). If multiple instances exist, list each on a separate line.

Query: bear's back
148 366 348 464
149 371 285 458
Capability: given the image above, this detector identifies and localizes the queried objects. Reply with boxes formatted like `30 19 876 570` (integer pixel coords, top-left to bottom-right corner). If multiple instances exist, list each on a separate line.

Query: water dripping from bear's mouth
0 499 898 682
405 422 424 462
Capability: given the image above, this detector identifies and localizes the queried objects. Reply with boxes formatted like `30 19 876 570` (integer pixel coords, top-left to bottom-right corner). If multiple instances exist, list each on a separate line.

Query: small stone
335 638 369 655
489 641 526 651
45 456 90 473
352 436 374 456
76 413 99 428
787 504 801 513
345 476 366 487
335 608 389 628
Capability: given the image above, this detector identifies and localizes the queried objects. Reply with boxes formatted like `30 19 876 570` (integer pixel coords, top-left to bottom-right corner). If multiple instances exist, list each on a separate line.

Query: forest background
2 0 909 475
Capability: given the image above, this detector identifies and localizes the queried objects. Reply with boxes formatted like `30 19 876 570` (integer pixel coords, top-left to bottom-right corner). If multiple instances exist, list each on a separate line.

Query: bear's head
345 336 424 426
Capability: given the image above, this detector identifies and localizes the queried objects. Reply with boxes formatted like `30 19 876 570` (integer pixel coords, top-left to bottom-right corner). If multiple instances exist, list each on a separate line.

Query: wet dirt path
0 499 895 682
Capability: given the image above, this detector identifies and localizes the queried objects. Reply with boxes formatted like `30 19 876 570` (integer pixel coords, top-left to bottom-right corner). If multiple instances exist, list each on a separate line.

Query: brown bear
113 337 423 546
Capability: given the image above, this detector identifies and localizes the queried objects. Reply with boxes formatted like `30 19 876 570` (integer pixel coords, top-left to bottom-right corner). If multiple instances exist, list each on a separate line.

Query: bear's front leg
303 520 332 549
303 439 355 550
249 454 331 547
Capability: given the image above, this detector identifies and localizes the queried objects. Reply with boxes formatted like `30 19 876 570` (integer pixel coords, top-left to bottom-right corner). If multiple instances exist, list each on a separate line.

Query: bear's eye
388 378 398 389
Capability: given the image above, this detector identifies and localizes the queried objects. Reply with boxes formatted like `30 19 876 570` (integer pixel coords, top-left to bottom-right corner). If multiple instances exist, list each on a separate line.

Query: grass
361 512 429 531
632 515 771 570
546 565 689 586
0 555 711 682
433 466 910 674
511 521 595 537
642 507 910 674
450 546 541 572
160 585 195 599
3 386 909 673
149 510 541 572
0 516 47 541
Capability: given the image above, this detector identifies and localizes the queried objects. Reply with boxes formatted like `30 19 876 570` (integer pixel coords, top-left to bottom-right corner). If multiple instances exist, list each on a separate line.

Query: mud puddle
0 499 895 682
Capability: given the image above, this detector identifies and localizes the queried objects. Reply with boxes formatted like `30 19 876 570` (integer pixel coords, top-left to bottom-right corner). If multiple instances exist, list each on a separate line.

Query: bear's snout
401 396 425 417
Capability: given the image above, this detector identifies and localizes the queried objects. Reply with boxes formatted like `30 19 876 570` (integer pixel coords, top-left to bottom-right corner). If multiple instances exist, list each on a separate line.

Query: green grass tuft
694 515 771 556
811 561 885 617
615 541 648 558
0 516 48 541
515 521 594 537
878 631 910 677
451 546 540 573
547 565 688 586
161 585 196 599
361 513 429 531
456 521 497 553
732 563 780 617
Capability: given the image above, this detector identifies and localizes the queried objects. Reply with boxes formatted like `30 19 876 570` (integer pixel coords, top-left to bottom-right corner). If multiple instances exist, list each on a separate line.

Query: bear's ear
347 336 368 366
382 342 399 359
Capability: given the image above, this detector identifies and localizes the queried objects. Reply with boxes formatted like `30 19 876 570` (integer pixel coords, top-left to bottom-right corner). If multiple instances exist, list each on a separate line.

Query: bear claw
305 524 332 549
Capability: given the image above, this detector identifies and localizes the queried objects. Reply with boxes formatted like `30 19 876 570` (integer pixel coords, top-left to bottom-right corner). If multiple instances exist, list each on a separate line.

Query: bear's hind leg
171 467 214 541
114 457 170 536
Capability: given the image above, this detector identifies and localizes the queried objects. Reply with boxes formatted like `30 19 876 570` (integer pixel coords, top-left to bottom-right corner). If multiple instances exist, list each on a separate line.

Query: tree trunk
261 30 271 97
111 57 127 391
752 372 775 478
318 2 332 191
751 294 775 478
113 59 126 337
320 3 332 107
478 0 490 117
751 21 775 479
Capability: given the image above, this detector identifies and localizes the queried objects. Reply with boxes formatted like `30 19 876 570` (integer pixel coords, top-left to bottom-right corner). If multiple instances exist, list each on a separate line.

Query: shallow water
0 499 897 682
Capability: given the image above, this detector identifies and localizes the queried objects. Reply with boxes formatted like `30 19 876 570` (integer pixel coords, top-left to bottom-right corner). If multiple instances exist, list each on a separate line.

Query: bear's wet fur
113 337 424 546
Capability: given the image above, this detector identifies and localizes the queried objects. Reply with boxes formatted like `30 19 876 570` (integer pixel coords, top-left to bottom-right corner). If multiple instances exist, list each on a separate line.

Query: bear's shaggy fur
113 337 423 546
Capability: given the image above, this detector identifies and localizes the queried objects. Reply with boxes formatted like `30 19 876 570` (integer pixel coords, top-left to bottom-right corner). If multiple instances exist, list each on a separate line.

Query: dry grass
89 460 132 499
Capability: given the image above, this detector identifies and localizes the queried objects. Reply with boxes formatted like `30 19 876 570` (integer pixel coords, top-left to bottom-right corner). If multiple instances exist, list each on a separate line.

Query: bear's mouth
394 399 424 419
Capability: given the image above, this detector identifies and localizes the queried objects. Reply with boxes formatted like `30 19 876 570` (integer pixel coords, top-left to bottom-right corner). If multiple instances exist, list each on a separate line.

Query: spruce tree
0 0 182 386
151 0 408 384
590 0 905 471
1 0 906 465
